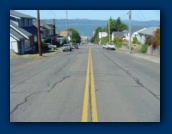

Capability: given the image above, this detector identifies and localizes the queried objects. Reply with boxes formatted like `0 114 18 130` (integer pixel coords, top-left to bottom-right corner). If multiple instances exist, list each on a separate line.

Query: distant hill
43 19 160 37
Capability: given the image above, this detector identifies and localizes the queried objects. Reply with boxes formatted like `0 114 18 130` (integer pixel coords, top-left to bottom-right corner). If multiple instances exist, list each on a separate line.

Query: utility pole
66 10 68 43
52 19 56 45
37 10 42 56
129 10 132 54
109 18 110 43
53 19 56 36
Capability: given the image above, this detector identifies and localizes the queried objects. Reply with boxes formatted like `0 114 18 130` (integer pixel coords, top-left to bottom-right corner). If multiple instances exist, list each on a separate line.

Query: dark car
62 44 72 52
72 44 79 49
46 43 57 50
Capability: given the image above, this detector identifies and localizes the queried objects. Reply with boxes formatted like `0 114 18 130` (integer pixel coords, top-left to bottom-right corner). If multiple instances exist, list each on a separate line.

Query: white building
99 32 108 39
137 27 160 44
123 27 146 43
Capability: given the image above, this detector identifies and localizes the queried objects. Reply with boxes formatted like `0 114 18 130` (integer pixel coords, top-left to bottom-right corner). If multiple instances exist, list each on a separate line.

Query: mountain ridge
43 19 160 37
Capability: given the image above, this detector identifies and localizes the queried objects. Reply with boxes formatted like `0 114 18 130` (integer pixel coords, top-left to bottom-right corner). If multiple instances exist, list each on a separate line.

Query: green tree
104 17 127 34
115 17 127 31
104 17 115 34
151 28 160 48
67 28 81 43
91 27 102 44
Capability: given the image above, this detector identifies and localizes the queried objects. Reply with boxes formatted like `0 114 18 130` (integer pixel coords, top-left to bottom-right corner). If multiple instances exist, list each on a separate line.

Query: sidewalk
116 48 160 64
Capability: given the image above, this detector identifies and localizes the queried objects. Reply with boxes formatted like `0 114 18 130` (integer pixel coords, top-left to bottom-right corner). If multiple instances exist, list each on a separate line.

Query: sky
16 10 160 21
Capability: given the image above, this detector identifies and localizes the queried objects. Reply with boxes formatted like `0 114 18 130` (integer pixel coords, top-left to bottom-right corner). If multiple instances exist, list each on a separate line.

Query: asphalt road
10 43 160 122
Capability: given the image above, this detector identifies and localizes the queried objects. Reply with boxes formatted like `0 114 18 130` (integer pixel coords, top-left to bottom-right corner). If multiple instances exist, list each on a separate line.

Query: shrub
138 44 149 53
145 35 152 45
101 36 110 44
132 36 138 44
113 36 122 44
116 42 122 48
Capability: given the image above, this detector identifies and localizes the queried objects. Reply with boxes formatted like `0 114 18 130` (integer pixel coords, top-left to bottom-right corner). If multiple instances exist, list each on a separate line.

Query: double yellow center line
81 48 98 122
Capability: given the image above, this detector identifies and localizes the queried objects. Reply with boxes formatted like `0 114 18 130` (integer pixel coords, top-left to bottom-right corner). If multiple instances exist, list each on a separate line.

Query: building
10 10 56 55
33 20 55 41
60 31 72 41
137 26 160 44
10 10 37 54
111 31 126 41
123 26 146 43
99 32 108 39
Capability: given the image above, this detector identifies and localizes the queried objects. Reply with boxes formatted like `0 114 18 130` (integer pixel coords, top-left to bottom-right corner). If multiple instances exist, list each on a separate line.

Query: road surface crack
10 75 70 114
47 75 70 92
102 52 160 100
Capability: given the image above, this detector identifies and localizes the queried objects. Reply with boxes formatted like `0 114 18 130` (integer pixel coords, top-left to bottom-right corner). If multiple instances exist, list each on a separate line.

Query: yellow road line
90 48 98 122
81 48 90 122
81 48 98 122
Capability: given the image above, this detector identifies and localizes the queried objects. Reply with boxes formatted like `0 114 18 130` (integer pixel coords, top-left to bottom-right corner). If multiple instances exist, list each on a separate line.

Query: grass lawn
10 48 62 60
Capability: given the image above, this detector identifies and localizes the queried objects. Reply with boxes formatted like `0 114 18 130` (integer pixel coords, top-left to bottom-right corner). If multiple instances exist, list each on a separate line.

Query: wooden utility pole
37 10 42 56
109 18 110 43
129 10 132 54
66 10 68 43
53 19 56 35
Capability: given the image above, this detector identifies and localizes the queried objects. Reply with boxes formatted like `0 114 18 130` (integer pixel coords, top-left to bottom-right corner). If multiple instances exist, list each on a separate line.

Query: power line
139 10 151 27
48 10 56 19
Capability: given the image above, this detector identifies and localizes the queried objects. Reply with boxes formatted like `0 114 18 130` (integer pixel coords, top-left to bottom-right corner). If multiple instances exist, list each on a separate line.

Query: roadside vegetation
138 28 160 53
91 16 160 55
113 37 122 48
67 28 81 44
91 17 127 44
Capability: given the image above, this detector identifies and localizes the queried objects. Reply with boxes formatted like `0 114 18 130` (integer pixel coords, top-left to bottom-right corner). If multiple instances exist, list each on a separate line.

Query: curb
116 49 160 64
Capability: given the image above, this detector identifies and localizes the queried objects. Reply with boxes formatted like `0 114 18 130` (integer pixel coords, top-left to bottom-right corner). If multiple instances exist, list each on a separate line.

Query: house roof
112 32 125 37
10 10 35 19
10 27 25 40
124 26 146 34
60 31 72 37
138 26 160 35
33 20 53 30
10 20 32 39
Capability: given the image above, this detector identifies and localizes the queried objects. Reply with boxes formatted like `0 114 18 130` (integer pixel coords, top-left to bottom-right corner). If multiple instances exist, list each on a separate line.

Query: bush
132 36 138 44
116 42 122 48
138 44 149 53
101 36 110 44
113 36 122 44
145 35 152 45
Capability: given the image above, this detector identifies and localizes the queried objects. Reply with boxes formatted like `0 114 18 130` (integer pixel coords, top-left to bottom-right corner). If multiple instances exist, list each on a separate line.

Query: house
33 20 55 41
60 31 72 41
10 10 56 55
81 36 88 44
123 26 146 43
10 10 37 54
111 31 126 41
137 26 160 44
99 32 108 39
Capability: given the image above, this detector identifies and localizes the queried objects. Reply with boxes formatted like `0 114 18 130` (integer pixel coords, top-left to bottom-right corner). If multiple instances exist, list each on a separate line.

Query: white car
102 44 107 48
107 43 115 50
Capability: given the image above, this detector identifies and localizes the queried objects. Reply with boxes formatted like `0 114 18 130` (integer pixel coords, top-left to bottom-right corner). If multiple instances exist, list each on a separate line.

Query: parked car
63 44 72 52
108 43 115 50
102 44 107 48
46 43 57 50
106 43 115 50
72 44 79 49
